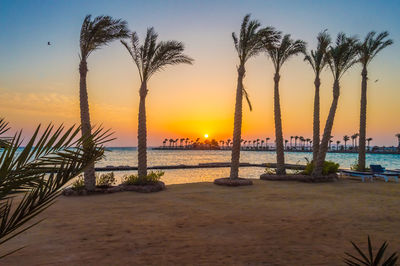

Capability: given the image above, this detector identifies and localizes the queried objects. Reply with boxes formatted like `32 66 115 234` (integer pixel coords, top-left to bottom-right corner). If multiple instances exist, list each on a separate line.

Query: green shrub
303 161 339 176
123 171 164 185
96 172 115 187
72 175 85 190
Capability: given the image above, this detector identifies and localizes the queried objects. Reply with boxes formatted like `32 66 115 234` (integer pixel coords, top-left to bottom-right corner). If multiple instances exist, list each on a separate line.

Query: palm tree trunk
138 82 148 179
358 66 368 171
79 59 96 191
273 73 286 175
312 75 321 162
313 80 340 176
229 66 245 179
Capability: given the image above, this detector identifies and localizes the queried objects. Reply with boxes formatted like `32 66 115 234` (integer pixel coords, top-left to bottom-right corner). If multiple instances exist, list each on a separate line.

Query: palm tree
306 138 311 150
343 135 350 150
284 139 289 149
336 140 341 150
228 14 278 179
313 33 359 176
169 138 173 147
294 136 299 149
299 136 305 149
357 31 393 170
264 34 306 174
261 140 265 149
266 137 270 149
304 30 331 161
395 134 400 151
79 15 128 190
290 136 294 148
122 28 193 178
366 137 372 150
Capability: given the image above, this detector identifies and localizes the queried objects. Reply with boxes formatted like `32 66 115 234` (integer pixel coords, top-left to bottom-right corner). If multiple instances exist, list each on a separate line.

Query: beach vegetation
264 34 306 175
121 28 193 180
123 171 164 186
313 33 359 176
72 175 85 190
304 30 331 162
96 172 116 188
344 235 398 266
357 32 393 171
78 15 129 191
228 14 279 179
0 118 109 257
303 160 339 176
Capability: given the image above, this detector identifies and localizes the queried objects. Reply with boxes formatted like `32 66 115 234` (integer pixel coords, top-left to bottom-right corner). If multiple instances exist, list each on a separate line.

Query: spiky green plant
0 118 111 257
344 236 398 266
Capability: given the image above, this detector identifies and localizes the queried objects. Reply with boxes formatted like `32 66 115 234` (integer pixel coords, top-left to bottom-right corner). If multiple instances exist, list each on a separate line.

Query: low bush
123 171 164 186
350 161 370 171
302 161 339 176
72 175 85 190
96 172 116 187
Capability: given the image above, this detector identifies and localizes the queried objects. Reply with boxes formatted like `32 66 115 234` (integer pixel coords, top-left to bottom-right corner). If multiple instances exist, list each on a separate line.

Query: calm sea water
96 148 400 185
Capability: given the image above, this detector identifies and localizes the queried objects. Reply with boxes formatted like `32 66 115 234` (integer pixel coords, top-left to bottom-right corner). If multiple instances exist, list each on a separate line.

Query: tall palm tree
265 34 306 174
395 134 400 151
228 14 278 179
366 137 372 150
343 135 350 150
122 27 193 178
79 15 129 190
357 31 393 170
304 30 331 161
313 33 359 176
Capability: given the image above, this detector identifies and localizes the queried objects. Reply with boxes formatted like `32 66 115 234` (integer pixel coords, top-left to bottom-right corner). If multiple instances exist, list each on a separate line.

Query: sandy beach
2 179 400 265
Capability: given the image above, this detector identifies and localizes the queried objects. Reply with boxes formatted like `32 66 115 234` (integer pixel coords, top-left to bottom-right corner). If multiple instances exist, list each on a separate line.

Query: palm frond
304 30 331 74
242 87 253 111
80 15 129 60
0 121 111 257
121 27 193 82
358 31 393 67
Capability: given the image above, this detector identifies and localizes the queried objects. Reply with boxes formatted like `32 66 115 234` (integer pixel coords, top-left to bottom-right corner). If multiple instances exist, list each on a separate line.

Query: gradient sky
1 0 399 146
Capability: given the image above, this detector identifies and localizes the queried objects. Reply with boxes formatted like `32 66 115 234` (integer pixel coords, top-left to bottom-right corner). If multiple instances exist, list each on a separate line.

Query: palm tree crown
358 31 393 67
326 33 359 80
121 27 193 82
267 34 306 73
80 15 129 61
304 30 331 75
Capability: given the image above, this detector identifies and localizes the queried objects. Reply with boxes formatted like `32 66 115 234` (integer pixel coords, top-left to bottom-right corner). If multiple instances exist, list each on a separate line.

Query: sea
97 148 400 185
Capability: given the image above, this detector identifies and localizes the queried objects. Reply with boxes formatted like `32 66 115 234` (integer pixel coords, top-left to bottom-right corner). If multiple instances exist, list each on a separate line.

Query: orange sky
1 1 399 146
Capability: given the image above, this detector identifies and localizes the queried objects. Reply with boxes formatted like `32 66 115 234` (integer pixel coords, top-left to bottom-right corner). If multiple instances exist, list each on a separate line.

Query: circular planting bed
214 177 253 186
62 186 123 196
119 181 166 193
260 173 338 183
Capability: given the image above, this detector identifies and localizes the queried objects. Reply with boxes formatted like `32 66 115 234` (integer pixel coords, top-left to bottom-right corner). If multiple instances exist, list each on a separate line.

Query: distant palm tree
343 135 350 150
79 15 129 190
306 138 311 149
313 33 358 176
261 140 265 149
122 27 193 178
366 137 372 150
294 136 299 148
290 136 294 148
395 134 400 151
357 31 393 170
266 137 270 149
228 14 278 179
174 138 179 148
169 138 173 147
185 138 189 148
284 139 289 149
304 30 331 161
162 139 167 148
264 34 306 174
336 140 341 150
256 138 260 149
299 136 305 149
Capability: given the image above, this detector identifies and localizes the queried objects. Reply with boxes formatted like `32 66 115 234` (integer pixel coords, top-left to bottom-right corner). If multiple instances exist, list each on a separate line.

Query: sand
2 179 400 265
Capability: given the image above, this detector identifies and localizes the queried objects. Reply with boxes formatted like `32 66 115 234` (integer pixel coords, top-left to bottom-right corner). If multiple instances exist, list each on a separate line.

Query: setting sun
204 134 209 139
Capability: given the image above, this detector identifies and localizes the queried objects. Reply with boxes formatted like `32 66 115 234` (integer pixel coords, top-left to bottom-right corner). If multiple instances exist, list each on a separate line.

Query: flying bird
47 42 51 45
374 79 379 83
